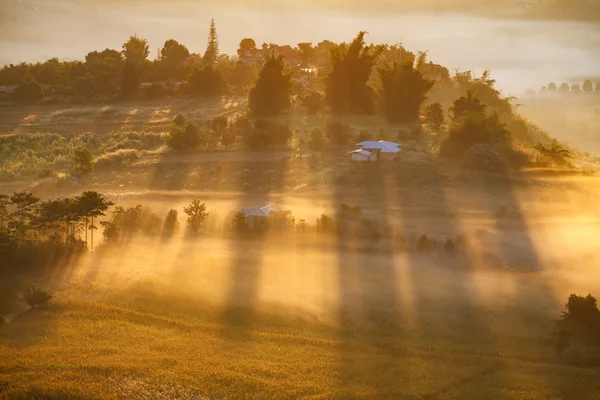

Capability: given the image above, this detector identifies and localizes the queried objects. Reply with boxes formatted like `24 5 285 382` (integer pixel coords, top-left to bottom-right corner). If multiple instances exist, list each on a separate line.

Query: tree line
534 80 600 96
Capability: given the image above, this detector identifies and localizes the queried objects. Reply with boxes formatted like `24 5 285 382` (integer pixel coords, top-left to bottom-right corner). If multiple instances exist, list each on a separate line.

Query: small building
239 48 264 67
241 205 278 217
349 149 376 162
355 140 401 161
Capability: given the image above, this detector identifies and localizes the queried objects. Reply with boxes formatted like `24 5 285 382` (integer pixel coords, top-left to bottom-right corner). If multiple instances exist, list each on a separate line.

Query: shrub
302 91 324 115
463 143 504 171
167 122 201 152
95 149 140 170
184 66 226 97
173 113 187 128
440 112 509 159
13 79 44 103
555 294 600 361
244 120 292 150
145 82 167 99
425 102 445 130
22 286 53 308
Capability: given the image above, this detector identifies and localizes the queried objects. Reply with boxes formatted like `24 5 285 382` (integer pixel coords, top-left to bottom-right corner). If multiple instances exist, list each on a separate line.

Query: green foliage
248 56 291 116
378 53 434 124
204 19 220 65
13 78 44 103
558 83 570 93
74 74 96 99
121 62 140 97
244 120 292 150
22 286 53 308
425 102 445 130
184 66 226 97
162 209 180 240
173 113 187 128
440 111 510 159
449 90 486 121
326 32 384 114
237 38 257 57
534 139 573 167
167 122 201 152
121 35 150 65
302 91 324 115
184 199 208 236
73 147 94 176
556 294 600 365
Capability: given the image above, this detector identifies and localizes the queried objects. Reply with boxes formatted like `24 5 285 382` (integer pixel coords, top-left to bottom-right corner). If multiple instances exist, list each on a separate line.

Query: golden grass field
1 98 600 399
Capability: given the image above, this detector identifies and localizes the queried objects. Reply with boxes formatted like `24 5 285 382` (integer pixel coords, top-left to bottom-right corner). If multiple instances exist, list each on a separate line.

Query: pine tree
204 19 219 65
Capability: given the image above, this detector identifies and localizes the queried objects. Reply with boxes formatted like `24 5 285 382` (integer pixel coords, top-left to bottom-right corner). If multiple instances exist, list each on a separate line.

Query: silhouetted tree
73 147 94 176
184 199 208 236
440 111 509 159
449 90 486 121
297 42 315 67
121 62 140 97
161 209 180 240
10 191 40 223
77 191 113 249
122 35 149 65
237 38 257 57
326 32 384 114
96 71 116 96
583 80 593 93
248 56 291 116
425 102 445 130
548 82 557 91
571 84 581 94
534 139 573 167
204 19 219 65
559 83 570 93
184 65 226 97
326 122 353 148
13 77 44 103
167 122 201 152
302 91 323 115
596 82 600 92
378 52 434 124
160 39 190 79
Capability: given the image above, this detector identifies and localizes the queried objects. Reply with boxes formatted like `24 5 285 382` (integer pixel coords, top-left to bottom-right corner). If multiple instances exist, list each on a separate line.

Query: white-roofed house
355 140 401 161
349 148 377 162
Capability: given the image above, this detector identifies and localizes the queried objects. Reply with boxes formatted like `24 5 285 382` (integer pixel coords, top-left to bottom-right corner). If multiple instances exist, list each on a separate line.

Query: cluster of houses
349 140 401 162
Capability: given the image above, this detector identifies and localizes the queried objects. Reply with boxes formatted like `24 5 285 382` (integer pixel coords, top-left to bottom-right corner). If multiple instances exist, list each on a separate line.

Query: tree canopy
248 56 291 116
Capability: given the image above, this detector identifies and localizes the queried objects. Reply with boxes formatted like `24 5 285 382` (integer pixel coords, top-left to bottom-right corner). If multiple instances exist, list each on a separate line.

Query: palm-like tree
534 139 573 166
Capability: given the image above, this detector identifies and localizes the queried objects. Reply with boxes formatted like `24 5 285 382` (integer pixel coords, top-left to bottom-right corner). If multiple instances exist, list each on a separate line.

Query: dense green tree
440 111 509 159
326 32 384 114
183 65 226 97
449 90 486 121
425 102 445 130
184 199 208 236
248 56 291 116
160 39 190 80
378 52 434 124
204 19 219 65
77 191 113 249
582 80 593 93
121 62 140 97
121 35 150 65
74 74 96 98
297 42 315 67
13 78 44 103
237 38 257 57
73 147 94 176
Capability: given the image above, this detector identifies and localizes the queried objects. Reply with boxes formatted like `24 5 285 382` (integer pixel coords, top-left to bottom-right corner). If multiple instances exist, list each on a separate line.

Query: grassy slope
1 293 600 400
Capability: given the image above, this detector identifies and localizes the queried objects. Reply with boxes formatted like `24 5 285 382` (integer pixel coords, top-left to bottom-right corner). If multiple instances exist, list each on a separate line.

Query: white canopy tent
356 140 401 154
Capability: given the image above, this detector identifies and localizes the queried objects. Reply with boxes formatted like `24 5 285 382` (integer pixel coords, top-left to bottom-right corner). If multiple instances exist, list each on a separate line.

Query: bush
555 294 600 362
13 79 44 103
244 120 292 150
425 102 445 131
463 143 504 171
22 286 53 308
167 122 201 152
95 149 140 170
440 112 509 159
302 91 324 115
173 113 187 128
184 66 226 97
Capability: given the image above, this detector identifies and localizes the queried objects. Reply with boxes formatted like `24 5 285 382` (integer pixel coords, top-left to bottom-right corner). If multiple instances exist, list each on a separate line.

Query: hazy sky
1 0 599 94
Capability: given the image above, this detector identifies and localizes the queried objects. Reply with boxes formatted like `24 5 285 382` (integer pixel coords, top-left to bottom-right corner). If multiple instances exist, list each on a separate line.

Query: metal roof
356 140 401 153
